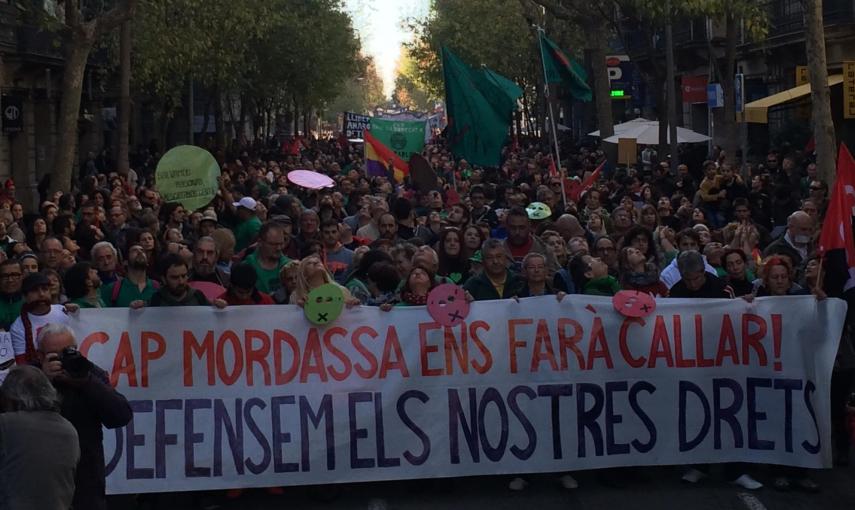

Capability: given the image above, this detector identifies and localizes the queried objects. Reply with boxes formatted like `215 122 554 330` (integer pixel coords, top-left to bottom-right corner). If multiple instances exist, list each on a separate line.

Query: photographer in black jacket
36 323 132 510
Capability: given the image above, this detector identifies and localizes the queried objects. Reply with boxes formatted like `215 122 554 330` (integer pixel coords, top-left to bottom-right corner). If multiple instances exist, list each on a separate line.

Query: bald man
762 210 814 268
554 214 586 242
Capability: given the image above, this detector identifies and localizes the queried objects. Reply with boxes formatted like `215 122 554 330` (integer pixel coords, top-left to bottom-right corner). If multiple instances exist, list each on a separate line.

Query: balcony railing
767 0 855 37
16 24 63 60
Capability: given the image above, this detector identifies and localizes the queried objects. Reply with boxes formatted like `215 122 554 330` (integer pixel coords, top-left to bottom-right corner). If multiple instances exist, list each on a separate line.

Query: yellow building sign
844 62 855 119
796 66 809 86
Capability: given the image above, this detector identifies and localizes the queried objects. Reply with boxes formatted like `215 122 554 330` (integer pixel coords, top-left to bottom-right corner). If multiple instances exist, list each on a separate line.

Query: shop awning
741 74 843 124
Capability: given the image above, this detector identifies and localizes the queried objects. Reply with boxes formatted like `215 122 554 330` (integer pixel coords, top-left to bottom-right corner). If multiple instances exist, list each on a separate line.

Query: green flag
369 118 426 162
539 32 592 102
441 46 522 167
476 66 524 118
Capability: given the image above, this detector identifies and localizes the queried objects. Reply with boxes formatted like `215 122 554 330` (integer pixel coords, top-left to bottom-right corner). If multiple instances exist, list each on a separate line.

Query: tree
802 0 836 184
133 0 278 147
47 0 136 194
677 1 767 167
133 0 361 145
117 19 131 176
525 0 615 148
605 0 766 163
324 56 386 123
393 51 436 112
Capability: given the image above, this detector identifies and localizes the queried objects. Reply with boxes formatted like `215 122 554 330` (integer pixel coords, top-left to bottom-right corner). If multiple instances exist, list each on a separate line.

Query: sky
344 0 431 98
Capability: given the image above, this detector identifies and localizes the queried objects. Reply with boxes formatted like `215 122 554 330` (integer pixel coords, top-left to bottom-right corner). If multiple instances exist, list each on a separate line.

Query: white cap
233 197 257 211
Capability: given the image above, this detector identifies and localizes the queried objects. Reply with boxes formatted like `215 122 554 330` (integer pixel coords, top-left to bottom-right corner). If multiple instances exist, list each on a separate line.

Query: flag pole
537 27 567 211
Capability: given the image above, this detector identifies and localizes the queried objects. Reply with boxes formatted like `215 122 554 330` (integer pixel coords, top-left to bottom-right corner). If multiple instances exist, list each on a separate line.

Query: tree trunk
238 93 247 145
117 20 131 176
803 0 837 184
200 96 212 140
214 87 226 150
52 32 96 193
721 13 738 165
587 20 614 150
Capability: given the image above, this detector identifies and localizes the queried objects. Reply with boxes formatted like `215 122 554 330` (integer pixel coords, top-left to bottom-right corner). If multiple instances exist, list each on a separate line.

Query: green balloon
155 145 221 211
305 283 345 325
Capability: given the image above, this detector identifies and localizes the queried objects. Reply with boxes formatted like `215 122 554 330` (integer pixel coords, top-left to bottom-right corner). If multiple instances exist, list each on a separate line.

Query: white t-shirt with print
10 305 70 358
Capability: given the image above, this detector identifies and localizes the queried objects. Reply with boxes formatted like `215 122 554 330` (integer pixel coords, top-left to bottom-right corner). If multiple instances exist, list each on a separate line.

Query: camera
59 346 93 379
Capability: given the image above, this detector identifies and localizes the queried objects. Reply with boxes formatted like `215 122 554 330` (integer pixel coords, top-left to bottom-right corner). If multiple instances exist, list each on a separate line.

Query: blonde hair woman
290 255 360 308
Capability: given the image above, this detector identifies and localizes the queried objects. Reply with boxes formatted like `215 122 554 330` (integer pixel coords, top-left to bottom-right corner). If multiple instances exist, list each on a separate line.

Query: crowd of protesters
0 132 853 508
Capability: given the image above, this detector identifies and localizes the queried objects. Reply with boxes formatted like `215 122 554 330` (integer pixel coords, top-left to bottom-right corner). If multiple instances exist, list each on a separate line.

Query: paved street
110 465 855 510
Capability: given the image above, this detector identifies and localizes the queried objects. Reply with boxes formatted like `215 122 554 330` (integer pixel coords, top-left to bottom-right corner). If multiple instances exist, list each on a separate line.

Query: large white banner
68 296 845 494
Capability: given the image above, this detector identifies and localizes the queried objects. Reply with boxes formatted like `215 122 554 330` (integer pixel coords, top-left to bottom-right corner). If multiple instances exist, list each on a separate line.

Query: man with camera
37 323 132 510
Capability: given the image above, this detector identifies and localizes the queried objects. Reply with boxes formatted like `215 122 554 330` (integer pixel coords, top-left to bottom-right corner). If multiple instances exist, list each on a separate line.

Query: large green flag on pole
538 32 592 102
441 46 522 167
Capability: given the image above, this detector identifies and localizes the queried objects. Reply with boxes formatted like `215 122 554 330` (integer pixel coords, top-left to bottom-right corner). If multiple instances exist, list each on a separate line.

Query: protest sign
69 295 845 494
0 331 12 383
344 112 371 139
155 146 221 211
370 118 426 161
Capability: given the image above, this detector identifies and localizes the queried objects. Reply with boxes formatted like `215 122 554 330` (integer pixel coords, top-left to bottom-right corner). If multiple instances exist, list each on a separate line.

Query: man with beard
101 244 157 307
63 262 104 308
189 236 229 286
149 254 227 308
500 207 559 273
10 272 77 364
321 219 353 283
244 222 291 294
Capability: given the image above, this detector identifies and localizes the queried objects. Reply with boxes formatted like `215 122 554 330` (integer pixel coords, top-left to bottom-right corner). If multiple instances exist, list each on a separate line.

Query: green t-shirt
72 295 106 308
101 278 158 307
0 296 23 330
245 251 290 294
234 216 262 252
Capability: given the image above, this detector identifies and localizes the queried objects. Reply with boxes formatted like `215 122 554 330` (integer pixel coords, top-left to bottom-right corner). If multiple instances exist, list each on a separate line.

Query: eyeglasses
0 272 21 279
597 246 616 252
809 186 823 191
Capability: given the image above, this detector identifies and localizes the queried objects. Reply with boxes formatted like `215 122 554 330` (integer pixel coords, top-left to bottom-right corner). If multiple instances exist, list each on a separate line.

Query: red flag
818 143 855 266
570 160 604 202
338 133 349 149
548 156 558 178
805 136 816 154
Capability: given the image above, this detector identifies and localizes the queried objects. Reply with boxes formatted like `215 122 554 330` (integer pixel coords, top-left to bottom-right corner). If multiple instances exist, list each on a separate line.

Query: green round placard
155 145 221 211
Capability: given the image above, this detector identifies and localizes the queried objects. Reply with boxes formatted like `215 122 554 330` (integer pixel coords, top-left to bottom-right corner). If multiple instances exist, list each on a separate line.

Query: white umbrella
588 118 651 137
601 121 710 145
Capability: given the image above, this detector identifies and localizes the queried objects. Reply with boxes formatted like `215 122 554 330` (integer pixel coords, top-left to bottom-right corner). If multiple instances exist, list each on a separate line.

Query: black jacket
463 270 525 301
56 366 132 510
670 274 734 299
762 236 804 268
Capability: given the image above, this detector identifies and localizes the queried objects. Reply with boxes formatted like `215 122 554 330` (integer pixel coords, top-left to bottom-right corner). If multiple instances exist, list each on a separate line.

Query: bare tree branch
94 0 136 37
